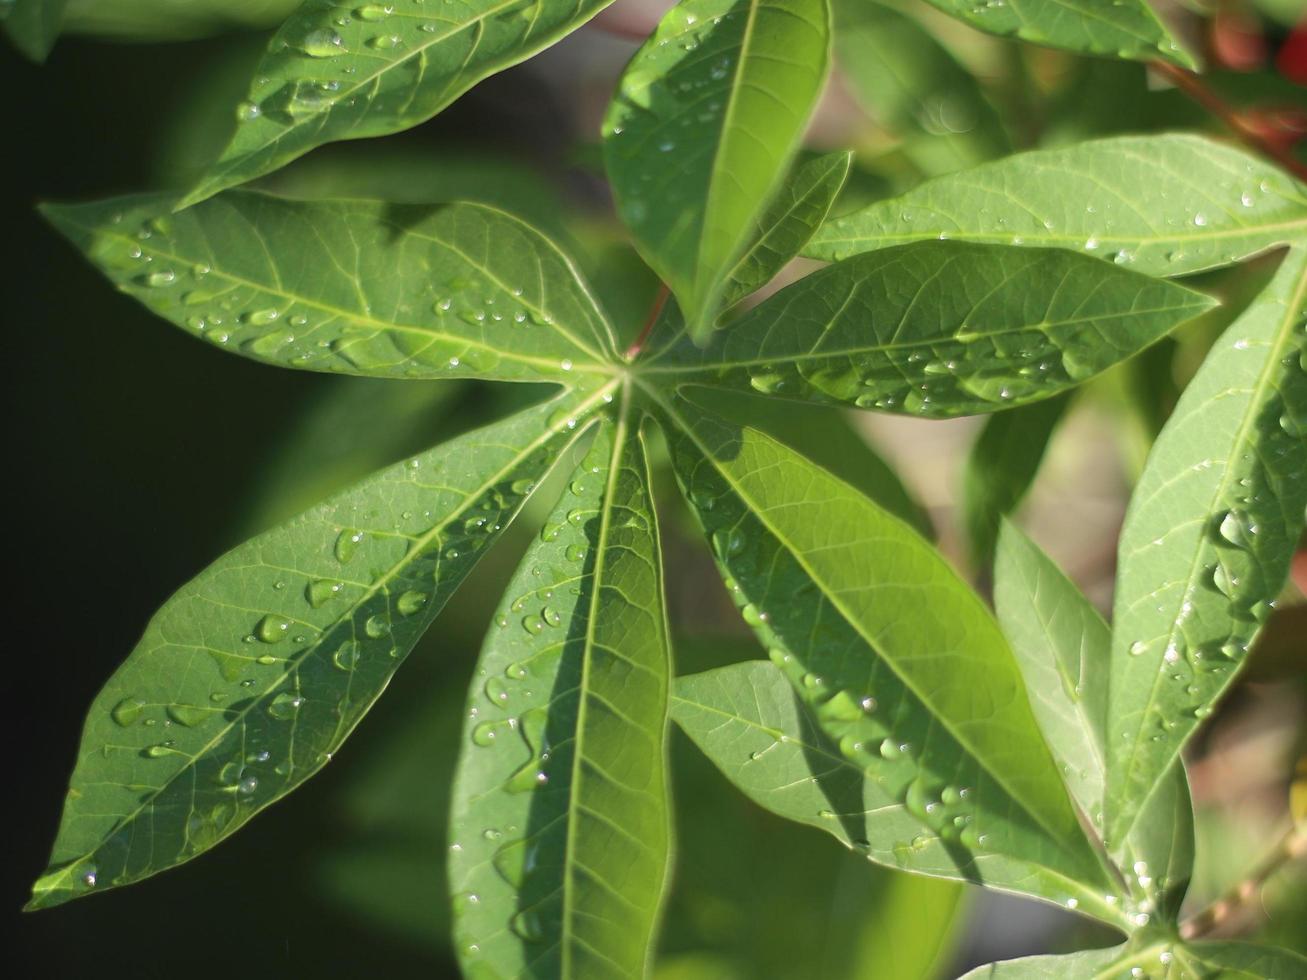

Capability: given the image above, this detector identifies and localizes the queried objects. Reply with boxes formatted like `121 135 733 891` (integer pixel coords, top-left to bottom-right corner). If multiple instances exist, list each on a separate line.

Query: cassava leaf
958 940 1307 978
834 0 1009 176
43 191 619 381
182 0 615 207
1104 247 1307 847
26 387 615 910
654 394 1124 922
807 135 1307 277
964 395 1069 570
643 242 1215 416
719 151 852 310
1 0 67 61
603 0 831 343
448 410 672 978
994 521 1193 922
918 0 1194 68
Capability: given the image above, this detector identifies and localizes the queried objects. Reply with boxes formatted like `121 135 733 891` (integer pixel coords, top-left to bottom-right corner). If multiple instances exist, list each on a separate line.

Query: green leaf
1104 247 1307 847
964 395 1069 570
43 191 619 381
993 521 1193 921
26 387 614 911
654 395 1123 921
603 0 831 342
55 0 298 42
958 940 1307 978
719 151 852 310
2 0 68 60
644 242 1215 416
834 0 1009 176
918 0 1194 67
182 0 615 207
448 410 672 978
808 135 1307 277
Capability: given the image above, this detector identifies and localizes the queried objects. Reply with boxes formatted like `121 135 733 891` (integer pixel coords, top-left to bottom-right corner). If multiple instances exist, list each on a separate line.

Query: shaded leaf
965 395 1069 570
994 521 1193 922
448 412 672 978
654 396 1123 921
182 0 615 206
1105 247 1307 847
644 242 1215 417
834 0 1009 175
807 135 1307 278
719 151 852 310
43 191 618 381
26 388 614 910
603 0 831 342
918 0 1194 67
1 0 67 60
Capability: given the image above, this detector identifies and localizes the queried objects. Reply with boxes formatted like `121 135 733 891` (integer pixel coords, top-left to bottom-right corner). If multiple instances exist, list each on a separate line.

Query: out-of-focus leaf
448 414 672 978
719 151 852 310
835 0 1009 176
182 0 616 206
918 0 1195 67
1105 247 1307 848
808 136 1307 278
994 521 1194 922
959 940 1307 978
2 0 68 60
645 242 1215 416
964 395 1069 570
26 388 613 910
43 192 619 381
655 396 1124 923
603 0 831 342
59 0 298 41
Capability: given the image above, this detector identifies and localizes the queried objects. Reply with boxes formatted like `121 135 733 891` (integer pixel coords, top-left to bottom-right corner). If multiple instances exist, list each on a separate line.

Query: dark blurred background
5 1 1306 977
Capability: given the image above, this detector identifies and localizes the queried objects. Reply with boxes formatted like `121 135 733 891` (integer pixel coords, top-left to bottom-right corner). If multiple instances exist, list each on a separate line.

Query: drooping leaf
448 411 672 978
993 521 1193 921
654 395 1123 922
603 0 831 342
644 242 1215 416
182 0 615 207
957 940 1307 978
719 151 852 310
834 0 1009 176
807 135 1307 277
1105 247 1307 848
918 0 1194 67
26 387 615 910
1 0 68 60
43 191 619 381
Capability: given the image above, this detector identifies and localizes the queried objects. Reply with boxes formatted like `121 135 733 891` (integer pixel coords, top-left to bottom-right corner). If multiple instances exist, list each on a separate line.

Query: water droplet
111 697 146 726
364 614 390 639
397 590 427 616
167 704 211 727
267 692 304 720
333 640 361 671
354 3 393 20
302 28 346 57
307 579 343 607
335 528 364 563
256 614 291 643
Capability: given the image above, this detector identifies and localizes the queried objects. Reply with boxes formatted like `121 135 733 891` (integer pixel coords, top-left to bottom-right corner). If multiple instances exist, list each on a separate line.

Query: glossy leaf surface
27 389 610 910
919 0 1193 67
603 0 831 342
448 413 672 978
1105 247 1307 846
646 242 1215 416
183 0 614 206
808 136 1307 277
654 396 1122 921
44 192 618 381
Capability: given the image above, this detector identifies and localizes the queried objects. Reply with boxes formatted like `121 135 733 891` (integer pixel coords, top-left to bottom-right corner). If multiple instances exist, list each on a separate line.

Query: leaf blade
2 0 68 61
807 135 1307 277
1105 246 1307 846
603 0 831 342
448 408 672 978
27 388 614 910
183 0 616 206
43 191 619 381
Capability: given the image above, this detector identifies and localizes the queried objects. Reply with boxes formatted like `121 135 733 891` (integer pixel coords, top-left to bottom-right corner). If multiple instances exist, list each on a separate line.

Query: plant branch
1150 61 1307 183
1180 824 1307 939
625 283 671 361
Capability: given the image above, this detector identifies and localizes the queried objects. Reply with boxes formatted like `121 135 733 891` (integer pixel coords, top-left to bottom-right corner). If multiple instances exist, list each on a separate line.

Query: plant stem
1150 61 1307 183
1179 824 1307 939
625 283 671 361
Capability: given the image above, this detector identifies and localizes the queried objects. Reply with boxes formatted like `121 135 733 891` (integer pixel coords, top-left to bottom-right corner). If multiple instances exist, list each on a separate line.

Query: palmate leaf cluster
14 0 1307 977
